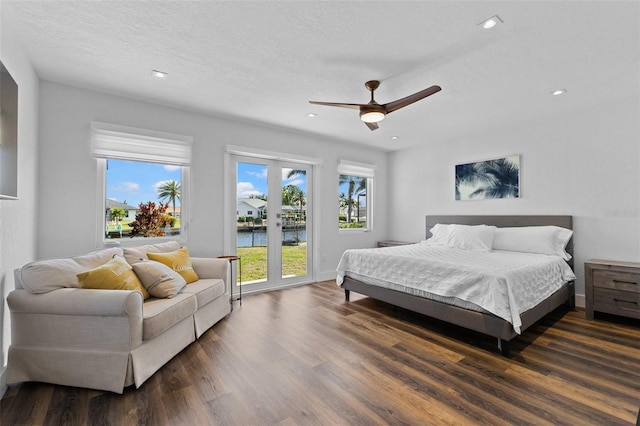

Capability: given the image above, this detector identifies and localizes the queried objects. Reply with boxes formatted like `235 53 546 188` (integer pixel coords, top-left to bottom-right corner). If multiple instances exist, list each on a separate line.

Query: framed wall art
455 155 520 201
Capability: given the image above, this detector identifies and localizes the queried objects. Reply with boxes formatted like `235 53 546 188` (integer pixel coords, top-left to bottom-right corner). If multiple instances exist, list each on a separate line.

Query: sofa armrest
8 288 144 350
191 257 229 281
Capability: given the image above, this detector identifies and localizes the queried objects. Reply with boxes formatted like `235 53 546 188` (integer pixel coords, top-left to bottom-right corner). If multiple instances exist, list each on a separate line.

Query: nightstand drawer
593 288 640 319
593 270 640 293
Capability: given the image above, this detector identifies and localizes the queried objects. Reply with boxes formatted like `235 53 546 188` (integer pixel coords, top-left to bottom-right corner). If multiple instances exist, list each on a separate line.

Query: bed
337 215 576 356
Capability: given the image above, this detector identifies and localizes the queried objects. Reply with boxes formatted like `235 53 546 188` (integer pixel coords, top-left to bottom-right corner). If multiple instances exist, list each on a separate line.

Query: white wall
37 81 388 280
0 42 40 395
388 95 640 302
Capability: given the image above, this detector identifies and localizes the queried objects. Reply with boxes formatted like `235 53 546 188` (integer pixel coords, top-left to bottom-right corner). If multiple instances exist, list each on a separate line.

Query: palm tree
110 207 126 223
339 175 366 223
286 169 306 179
157 180 181 217
282 184 305 242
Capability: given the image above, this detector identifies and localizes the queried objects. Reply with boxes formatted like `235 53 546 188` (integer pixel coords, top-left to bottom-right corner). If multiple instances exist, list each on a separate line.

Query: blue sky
236 162 306 199
106 159 181 207
107 160 309 206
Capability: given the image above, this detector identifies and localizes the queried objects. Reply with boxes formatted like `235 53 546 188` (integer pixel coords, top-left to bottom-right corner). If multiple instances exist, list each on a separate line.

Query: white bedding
336 244 576 334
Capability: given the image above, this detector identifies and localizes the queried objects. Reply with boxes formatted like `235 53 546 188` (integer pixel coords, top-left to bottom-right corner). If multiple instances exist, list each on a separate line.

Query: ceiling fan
309 80 441 131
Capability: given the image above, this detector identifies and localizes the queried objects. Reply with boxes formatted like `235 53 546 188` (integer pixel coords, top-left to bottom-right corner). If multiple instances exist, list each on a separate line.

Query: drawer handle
613 298 638 305
613 280 638 286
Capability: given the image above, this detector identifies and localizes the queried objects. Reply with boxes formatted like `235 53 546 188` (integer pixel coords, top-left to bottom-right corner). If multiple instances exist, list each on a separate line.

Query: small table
585 259 640 320
218 255 242 309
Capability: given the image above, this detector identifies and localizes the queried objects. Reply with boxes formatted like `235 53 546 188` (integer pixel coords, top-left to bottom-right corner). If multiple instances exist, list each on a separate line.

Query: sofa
6 241 231 393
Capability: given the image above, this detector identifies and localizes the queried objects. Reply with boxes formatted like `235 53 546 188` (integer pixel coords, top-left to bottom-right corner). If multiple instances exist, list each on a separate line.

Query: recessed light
479 15 503 29
551 89 567 96
391 136 399 140
307 113 317 118
151 70 168 78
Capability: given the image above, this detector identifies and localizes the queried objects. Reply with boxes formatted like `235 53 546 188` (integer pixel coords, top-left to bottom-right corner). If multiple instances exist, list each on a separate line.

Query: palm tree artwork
455 155 520 200
157 180 181 217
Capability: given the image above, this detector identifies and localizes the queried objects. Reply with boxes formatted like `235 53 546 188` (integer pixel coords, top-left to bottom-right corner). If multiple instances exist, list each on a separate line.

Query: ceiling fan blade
365 121 379 131
309 101 363 110
382 85 441 114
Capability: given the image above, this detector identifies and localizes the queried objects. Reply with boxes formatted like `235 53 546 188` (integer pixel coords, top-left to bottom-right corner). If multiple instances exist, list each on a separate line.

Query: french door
230 154 313 293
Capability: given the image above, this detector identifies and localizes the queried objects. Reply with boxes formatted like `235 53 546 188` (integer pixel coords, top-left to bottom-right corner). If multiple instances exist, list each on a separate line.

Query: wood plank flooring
2 280 640 425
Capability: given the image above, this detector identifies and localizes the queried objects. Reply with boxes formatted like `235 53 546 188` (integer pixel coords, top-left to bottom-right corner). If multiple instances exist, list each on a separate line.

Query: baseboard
575 293 585 309
316 270 337 282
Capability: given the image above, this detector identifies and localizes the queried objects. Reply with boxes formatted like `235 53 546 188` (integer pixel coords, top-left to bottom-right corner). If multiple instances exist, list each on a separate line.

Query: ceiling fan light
360 111 385 123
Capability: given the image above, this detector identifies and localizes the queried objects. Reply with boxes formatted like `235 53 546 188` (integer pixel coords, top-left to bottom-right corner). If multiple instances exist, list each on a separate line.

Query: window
92 122 192 242
337 160 375 232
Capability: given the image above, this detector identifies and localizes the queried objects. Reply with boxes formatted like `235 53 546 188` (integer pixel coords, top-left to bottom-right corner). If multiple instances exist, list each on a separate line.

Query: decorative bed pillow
132 260 186 298
147 247 199 284
122 241 181 265
492 226 573 260
19 247 123 294
424 223 451 245
77 255 150 299
445 224 496 252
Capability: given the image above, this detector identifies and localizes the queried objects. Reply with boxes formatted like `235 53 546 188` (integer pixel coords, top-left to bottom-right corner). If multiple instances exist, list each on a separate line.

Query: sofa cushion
77 256 150 300
142 294 197 341
19 248 123 294
147 247 199 284
122 241 180 266
181 278 225 308
132 260 186 299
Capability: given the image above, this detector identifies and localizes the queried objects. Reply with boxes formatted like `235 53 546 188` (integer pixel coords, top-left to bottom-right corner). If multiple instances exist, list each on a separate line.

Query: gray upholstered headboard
425 215 574 268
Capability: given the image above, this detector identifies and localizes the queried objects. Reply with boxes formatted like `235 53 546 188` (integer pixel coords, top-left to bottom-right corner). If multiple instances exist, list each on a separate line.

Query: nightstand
377 240 414 248
585 259 640 320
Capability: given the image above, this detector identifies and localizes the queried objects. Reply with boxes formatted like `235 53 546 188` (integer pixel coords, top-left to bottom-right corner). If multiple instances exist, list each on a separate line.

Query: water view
238 229 307 247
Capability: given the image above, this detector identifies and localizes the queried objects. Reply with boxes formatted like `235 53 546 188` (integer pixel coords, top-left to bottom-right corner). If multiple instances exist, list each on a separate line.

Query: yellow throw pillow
77 255 150 299
147 247 199 284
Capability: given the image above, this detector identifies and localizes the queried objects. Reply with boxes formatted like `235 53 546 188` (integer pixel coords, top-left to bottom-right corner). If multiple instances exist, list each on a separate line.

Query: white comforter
336 244 576 333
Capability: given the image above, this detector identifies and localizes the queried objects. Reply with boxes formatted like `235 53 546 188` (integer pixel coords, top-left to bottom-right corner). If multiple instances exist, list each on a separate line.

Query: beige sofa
6 241 231 393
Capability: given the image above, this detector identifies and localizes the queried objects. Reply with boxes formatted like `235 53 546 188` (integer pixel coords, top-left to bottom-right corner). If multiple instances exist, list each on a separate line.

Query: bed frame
341 215 575 356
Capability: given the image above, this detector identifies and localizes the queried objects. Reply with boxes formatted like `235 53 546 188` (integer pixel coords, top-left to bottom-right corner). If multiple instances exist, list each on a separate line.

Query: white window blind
91 121 193 166
337 160 376 178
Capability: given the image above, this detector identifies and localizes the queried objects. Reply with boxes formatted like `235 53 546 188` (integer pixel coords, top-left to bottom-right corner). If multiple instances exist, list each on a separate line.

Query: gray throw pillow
132 260 186 299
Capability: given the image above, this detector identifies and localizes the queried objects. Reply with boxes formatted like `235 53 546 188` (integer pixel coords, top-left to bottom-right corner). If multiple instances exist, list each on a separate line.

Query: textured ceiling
2 1 639 151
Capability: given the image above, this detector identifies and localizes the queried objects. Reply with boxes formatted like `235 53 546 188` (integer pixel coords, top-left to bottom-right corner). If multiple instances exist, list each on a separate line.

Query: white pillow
132 260 186 299
424 223 451 245
19 247 123 294
492 226 573 260
445 224 496 252
122 241 181 265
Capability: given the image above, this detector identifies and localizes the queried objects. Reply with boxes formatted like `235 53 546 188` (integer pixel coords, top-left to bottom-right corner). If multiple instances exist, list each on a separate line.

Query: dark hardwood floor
2 280 640 425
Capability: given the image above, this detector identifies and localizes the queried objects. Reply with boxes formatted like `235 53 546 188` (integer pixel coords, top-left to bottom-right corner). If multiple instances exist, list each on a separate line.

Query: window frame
92 122 192 247
337 160 375 233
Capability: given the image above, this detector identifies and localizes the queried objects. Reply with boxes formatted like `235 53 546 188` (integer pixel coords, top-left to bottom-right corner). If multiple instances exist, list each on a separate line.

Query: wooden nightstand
377 240 414 248
585 259 640 320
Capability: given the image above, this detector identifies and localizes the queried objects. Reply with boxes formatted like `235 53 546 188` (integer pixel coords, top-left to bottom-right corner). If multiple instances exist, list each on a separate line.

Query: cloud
112 182 140 193
286 178 304 187
247 168 267 179
237 182 262 198
164 165 180 172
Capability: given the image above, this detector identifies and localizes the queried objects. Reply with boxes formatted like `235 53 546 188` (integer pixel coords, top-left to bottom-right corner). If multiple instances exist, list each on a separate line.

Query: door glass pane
236 162 268 284
281 168 307 279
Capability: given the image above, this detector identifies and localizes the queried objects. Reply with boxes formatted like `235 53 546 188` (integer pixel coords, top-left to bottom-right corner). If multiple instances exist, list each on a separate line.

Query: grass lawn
237 244 307 282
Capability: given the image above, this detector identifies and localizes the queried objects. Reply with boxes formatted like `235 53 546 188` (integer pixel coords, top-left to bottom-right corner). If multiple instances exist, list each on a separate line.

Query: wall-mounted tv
0 60 18 199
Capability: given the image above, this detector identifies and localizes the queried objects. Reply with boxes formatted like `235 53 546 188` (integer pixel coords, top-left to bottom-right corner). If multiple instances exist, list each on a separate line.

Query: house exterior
105 199 138 223
237 198 267 219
